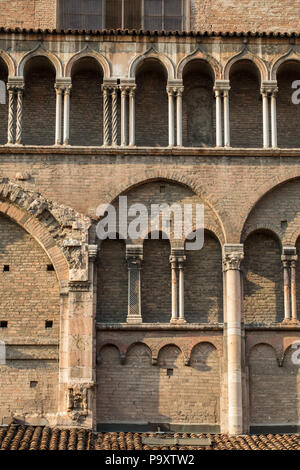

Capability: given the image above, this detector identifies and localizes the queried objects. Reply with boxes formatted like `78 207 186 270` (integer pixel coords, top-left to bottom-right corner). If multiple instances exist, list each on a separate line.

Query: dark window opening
47 264 55 272
45 320 53 329
30 381 38 388
0 321 8 328
3 265 9 272
58 0 185 31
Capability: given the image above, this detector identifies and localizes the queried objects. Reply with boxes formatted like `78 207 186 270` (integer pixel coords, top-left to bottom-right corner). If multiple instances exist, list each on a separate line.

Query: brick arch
0 199 68 282
103 173 227 244
240 173 300 243
0 180 91 280
177 48 222 80
188 340 221 364
125 342 152 363
242 226 282 247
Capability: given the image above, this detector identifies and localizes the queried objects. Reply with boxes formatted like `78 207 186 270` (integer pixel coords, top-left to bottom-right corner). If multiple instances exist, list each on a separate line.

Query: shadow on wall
249 344 300 431
97 341 220 430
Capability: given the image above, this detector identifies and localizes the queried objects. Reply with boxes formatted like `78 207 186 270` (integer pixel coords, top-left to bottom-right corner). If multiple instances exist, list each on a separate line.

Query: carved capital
88 244 98 262
223 244 244 271
261 80 278 96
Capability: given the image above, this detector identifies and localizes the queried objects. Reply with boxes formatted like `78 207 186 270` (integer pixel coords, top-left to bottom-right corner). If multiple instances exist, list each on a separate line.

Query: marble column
271 89 278 148
167 86 175 147
261 90 270 148
102 85 111 147
129 86 136 146
63 85 71 146
120 87 128 147
178 255 186 323
223 244 244 435
111 87 118 147
55 84 63 145
223 90 230 147
170 255 178 322
282 247 298 323
176 87 184 147
15 86 24 145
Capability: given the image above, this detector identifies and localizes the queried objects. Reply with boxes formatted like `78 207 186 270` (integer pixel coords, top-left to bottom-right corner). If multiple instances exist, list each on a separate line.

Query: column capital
88 244 98 262
102 78 118 92
260 80 278 96
7 77 24 91
223 244 244 271
126 245 143 266
281 246 298 262
214 79 230 92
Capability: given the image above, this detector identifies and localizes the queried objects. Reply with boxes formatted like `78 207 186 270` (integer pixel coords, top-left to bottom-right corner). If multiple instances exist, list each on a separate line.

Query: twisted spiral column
111 87 118 147
102 86 110 146
15 87 24 145
7 87 15 145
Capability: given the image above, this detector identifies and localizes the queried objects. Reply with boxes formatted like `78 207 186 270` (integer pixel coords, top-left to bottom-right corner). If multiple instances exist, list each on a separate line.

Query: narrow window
45 320 53 329
0 321 8 328
105 0 122 29
58 0 103 30
3 265 9 272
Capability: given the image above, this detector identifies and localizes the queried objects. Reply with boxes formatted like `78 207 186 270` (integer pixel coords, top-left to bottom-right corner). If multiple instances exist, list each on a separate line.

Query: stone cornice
2 146 300 158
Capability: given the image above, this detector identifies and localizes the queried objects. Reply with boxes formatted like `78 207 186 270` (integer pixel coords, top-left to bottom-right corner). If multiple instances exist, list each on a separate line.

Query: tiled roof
0 27 299 38
1 425 300 450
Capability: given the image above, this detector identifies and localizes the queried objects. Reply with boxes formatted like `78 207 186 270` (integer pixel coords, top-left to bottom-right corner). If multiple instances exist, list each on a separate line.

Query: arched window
58 0 188 31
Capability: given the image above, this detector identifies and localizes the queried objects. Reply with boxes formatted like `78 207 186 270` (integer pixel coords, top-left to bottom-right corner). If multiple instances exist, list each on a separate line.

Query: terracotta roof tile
0 27 299 38
1 425 300 450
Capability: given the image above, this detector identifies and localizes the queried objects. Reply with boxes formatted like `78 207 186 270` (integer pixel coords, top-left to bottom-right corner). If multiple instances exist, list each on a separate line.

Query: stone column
261 90 269 148
291 259 298 323
214 80 231 148
58 244 97 430
120 86 128 147
214 89 222 147
126 245 143 324
170 254 178 322
223 90 231 147
223 244 244 435
55 84 63 145
63 85 71 146
167 86 175 147
178 255 186 323
102 85 111 146
129 86 136 146
15 86 24 145
271 89 278 148
176 87 184 146
111 87 118 147
6 85 15 145
282 247 298 323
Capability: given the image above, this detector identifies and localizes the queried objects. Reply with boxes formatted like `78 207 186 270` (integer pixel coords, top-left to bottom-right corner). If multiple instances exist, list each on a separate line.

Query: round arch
0 199 69 282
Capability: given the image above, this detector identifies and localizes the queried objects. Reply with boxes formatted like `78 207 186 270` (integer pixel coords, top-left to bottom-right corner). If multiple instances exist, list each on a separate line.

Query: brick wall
70 60 103 146
142 238 171 323
23 59 56 146
0 0 57 29
0 213 60 338
182 67 215 147
191 0 300 32
0 360 58 423
230 62 263 148
277 63 300 148
135 63 168 147
97 239 128 323
185 232 223 323
97 340 220 426
243 231 284 324
249 344 300 425
0 212 60 423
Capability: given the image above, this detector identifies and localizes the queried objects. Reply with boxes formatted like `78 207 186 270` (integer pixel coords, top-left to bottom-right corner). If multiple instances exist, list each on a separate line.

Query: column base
170 318 187 324
282 318 299 325
126 315 143 324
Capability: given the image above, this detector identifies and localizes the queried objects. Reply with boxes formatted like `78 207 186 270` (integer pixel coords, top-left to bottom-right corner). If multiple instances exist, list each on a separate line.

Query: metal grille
58 0 184 31
58 0 103 30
